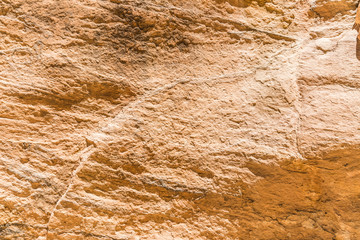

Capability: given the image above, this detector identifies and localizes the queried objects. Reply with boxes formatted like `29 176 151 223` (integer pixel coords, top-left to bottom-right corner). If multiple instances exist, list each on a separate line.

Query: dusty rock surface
1 0 360 239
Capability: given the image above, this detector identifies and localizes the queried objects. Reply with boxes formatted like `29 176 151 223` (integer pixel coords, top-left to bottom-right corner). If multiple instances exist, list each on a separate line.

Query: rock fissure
45 146 96 238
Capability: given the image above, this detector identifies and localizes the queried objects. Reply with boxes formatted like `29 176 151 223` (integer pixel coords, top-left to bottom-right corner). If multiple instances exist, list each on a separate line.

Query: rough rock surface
0 0 360 239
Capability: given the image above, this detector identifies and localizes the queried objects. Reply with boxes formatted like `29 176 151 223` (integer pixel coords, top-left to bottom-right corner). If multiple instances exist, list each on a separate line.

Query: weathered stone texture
0 0 360 239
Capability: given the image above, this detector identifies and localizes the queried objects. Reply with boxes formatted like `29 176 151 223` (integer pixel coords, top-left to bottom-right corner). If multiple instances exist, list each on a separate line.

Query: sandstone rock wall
0 0 360 239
